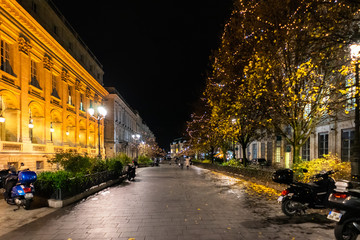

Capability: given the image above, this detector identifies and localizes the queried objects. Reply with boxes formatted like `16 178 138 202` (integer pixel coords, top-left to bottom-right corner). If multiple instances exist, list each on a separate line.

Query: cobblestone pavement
0 165 336 240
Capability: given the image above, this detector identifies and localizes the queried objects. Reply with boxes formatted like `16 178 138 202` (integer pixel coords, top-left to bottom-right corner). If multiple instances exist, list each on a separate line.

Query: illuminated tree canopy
188 0 360 164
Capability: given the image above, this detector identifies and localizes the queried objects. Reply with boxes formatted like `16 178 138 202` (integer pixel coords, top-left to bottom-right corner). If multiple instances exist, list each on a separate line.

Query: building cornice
0 0 108 98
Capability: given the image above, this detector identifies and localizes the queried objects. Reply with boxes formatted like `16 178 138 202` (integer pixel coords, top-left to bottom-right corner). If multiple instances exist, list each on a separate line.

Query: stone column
18 37 31 151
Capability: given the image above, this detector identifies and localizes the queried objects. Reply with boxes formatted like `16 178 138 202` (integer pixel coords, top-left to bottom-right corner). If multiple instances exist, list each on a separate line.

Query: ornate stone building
0 0 108 170
104 87 155 159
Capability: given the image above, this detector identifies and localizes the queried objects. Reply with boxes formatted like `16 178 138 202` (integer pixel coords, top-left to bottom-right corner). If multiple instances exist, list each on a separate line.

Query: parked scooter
272 168 336 216
127 163 136 181
327 180 360 240
0 164 37 210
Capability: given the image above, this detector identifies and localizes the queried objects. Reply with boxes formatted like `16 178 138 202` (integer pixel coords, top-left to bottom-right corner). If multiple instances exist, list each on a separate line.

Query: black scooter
127 163 136 181
272 169 336 216
328 180 360 240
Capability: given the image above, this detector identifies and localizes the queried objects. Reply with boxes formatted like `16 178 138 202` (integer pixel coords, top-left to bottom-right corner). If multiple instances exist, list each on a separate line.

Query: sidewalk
0 167 147 238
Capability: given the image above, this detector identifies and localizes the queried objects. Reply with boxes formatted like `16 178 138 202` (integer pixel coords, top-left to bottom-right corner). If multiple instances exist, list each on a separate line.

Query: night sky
52 0 233 150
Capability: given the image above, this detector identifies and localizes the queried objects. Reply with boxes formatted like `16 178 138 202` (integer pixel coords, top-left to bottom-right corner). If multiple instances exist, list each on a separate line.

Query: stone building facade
104 87 155 159
0 0 108 170
235 113 355 168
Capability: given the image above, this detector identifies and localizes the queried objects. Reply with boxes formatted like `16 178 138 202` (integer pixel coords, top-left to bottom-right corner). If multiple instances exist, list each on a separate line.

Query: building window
345 73 356 112
252 143 257 159
68 86 73 106
275 136 282 163
261 142 265 158
32 1 37 13
53 25 58 35
302 138 310 161
318 132 329 157
0 40 13 75
341 129 354 162
80 94 85 111
36 161 44 170
51 75 60 98
30 60 41 89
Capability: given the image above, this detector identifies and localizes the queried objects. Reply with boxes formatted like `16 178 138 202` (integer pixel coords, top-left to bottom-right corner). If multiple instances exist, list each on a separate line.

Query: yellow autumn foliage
292 154 351 183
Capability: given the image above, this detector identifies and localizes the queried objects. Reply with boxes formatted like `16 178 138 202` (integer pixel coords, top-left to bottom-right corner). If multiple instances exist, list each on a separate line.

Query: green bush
292 154 351 182
202 159 212 164
116 153 132 166
105 158 123 175
222 159 242 167
90 158 108 173
48 152 93 174
138 155 152 165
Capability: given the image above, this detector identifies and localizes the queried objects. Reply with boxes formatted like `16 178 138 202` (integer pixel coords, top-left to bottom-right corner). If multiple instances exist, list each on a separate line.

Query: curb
48 176 126 208
194 164 286 192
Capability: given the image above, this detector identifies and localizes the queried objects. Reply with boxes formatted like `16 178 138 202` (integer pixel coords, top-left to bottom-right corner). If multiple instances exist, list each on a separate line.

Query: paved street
0 165 336 240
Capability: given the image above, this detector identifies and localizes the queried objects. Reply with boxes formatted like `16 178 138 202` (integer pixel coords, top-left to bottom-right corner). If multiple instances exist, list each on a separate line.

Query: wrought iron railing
35 170 126 200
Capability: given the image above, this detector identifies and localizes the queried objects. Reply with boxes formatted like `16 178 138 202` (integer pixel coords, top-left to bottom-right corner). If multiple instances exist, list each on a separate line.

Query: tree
244 0 360 164
186 101 220 162
209 0 360 165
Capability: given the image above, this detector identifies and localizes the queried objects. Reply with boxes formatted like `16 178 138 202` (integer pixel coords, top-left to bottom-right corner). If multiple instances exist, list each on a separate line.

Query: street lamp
88 105 107 159
351 43 360 181
132 134 141 158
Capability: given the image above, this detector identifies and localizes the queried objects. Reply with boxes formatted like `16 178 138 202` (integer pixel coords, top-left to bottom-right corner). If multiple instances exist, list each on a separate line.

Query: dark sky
52 0 233 150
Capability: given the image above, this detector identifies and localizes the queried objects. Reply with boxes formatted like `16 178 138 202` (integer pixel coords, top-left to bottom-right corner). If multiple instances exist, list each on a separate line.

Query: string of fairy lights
187 0 360 142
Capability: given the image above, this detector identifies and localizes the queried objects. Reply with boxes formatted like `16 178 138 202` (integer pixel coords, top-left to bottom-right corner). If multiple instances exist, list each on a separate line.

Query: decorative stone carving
61 69 69 82
94 94 99 102
18 37 31 55
75 79 81 91
85 87 91 98
43 55 53 71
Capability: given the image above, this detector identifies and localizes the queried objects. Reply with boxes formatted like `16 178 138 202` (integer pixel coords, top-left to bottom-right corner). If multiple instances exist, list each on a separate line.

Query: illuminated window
68 85 73 106
51 75 60 98
1 40 13 75
318 132 328 157
345 73 356 111
80 94 85 111
301 138 310 161
275 136 281 163
341 129 354 162
30 60 41 89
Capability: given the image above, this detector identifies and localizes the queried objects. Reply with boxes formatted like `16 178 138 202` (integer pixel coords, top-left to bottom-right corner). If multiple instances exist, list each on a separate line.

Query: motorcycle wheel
24 199 32 210
281 199 302 216
127 173 132 181
334 219 360 240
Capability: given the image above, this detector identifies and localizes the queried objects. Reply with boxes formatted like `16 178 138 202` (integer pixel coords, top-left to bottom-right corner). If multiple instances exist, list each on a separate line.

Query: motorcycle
272 168 336 216
1 165 37 210
127 164 136 181
327 180 360 240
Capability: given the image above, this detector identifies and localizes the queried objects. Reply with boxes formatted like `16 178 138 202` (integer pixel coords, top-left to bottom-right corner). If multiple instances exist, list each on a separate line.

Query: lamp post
351 44 360 181
132 134 141 158
88 105 107 159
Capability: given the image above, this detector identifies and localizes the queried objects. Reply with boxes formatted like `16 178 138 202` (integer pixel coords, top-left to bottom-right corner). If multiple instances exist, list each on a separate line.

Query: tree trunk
292 143 301 165
241 143 248 167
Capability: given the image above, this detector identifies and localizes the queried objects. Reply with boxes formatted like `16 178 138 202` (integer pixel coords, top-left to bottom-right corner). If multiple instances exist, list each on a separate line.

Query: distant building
104 87 155 158
0 0 107 170
170 138 186 158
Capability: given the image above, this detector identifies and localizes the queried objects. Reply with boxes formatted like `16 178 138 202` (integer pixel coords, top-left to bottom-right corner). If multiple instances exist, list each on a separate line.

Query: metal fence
35 170 126 200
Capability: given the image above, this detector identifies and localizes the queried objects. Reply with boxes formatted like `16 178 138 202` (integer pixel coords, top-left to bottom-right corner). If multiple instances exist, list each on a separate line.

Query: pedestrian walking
185 156 191 169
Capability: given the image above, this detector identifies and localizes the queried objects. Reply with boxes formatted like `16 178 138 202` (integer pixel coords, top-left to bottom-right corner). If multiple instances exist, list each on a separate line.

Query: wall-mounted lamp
50 122 55 133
